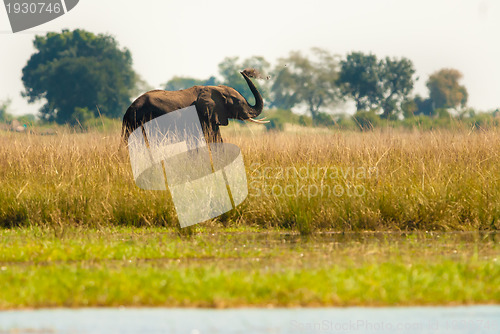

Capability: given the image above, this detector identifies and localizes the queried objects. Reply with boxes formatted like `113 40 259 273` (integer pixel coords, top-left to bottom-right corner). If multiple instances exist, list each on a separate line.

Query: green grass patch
0 228 498 308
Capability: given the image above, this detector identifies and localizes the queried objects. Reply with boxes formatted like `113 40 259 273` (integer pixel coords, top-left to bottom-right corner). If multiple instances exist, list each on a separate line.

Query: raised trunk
240 72 264 118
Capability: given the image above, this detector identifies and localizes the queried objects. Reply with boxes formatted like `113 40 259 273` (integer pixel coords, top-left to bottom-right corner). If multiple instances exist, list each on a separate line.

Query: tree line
171 50 471 124
4 29 495 128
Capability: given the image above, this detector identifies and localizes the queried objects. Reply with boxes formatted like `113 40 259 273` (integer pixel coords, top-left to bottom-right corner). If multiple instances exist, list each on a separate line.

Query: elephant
122 70 268 144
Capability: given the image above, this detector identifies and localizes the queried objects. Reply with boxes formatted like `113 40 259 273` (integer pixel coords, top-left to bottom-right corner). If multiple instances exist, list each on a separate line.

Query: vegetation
157 50 486 128
338 52 416 119
164 76 219 91
0 227 498 308
0 99 12 123
217 56 271 105
0 99 35 129
21 29 137 124
0 128 499 232
259 107 499 132
2 28 499 310
427 68 468 110
0 126 499 308
9 30 496 129
270 48 340 122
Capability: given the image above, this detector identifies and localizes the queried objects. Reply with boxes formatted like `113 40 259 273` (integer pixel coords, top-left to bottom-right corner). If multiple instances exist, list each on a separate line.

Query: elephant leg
202 125 222 144
207 122 223 143
196 106 223 144
214 130 223 143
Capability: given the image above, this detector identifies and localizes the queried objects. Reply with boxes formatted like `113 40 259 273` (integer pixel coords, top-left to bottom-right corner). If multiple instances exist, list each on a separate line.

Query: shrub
352 110 380 131
313 112 336 127
402 115 435 130
265 118 285 131
298 115 313 127
335 114 357 130
467 113 497 129
264 109 299 132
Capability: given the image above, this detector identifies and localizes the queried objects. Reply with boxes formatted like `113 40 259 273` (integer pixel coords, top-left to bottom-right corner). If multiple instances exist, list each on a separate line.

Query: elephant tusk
247 117 270 124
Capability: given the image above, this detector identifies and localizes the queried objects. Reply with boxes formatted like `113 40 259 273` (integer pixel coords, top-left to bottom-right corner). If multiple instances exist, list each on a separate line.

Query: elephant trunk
240 71 264 118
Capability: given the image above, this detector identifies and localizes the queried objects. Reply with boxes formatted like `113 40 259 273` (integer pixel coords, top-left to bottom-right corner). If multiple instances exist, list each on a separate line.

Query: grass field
0 126 499 308
0 228 498 308
1 126 499 231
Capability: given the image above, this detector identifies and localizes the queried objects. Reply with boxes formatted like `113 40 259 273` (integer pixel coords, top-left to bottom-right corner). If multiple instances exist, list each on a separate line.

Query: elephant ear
197 88 229 126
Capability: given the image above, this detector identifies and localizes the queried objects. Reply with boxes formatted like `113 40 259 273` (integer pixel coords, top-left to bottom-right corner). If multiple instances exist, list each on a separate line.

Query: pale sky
1 0 499 116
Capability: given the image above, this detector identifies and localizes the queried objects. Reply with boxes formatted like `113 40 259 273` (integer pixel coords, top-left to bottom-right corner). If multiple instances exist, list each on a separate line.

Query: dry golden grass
1 126 499 232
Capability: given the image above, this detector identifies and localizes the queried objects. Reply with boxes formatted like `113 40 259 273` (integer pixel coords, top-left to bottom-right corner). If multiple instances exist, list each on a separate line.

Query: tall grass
0 126 499 232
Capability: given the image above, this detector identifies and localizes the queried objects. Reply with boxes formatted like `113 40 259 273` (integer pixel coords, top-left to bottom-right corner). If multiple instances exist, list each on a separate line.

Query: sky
0 0 499 116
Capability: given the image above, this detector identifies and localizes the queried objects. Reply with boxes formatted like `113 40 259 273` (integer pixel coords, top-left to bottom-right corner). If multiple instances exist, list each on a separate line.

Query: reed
0 126 499 232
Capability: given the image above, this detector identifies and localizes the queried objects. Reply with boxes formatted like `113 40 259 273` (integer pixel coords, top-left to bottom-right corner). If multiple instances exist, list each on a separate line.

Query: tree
218 56 270 105
338 52 381 112
413 95 434 116
379 57 416 118
0 99 12 123
401 99 418 119
339 52 416 118
164 76 219 91
271 48 341 122
22 29 137 124
426 69 468 110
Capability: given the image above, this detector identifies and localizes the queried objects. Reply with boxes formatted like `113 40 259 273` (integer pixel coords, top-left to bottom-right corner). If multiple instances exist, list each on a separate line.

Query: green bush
264 108 300 131
335 114 357 130
313 112 336 127
436 108 451 119
72 107 121 132
73 107 95 126
352 110 380 131
16 114 36 126
0 99 12 123
467 113 497 129
298 115 313 127
82 115 121 133
265 118 285 131
402 115 435 130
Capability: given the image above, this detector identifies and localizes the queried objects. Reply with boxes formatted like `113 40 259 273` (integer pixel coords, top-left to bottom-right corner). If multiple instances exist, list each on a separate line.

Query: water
0 306 499 334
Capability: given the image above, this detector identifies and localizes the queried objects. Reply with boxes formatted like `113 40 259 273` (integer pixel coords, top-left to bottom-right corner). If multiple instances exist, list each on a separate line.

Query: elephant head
214 71 265 124
122 70 267 143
